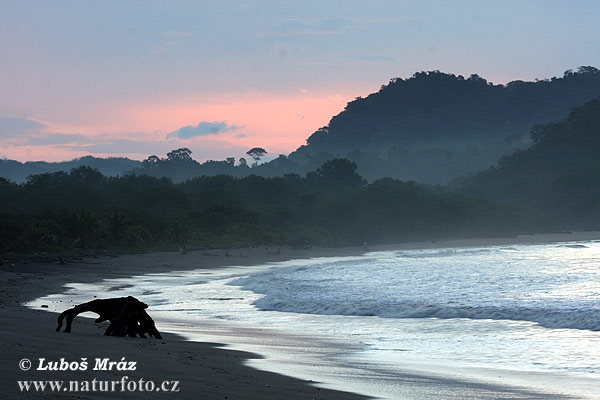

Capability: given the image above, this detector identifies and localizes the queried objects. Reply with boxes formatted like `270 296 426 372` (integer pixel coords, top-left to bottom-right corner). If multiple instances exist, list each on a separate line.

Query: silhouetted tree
69 166 104 184
246 147 267 166
142 155 161 169
307 158 367 187
167 148 193 162
238 158 248 167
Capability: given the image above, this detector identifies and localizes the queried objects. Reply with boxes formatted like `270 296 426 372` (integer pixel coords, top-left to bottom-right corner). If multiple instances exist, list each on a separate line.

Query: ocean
31 240 600 399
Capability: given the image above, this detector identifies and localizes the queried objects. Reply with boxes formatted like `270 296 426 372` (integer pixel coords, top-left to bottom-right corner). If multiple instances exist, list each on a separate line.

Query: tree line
3 95 598 257
0 158 532 256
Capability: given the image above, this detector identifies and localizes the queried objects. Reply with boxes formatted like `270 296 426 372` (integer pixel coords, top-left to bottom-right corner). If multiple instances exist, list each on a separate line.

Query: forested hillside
290 67 600 183
458 97 600 229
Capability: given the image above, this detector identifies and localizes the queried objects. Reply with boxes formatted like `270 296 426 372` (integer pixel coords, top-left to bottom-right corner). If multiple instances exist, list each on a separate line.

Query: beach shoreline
1 245 373 399
2 231 600 399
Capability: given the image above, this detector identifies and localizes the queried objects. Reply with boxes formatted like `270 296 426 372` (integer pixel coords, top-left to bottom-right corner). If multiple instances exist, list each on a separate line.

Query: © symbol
19 359 31 371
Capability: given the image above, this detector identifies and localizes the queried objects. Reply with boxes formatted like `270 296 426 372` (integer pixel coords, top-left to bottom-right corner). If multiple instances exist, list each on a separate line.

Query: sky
1 0 599 163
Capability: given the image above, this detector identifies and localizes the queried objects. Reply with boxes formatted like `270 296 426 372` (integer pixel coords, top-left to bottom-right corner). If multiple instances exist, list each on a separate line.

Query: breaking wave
231 244 600 331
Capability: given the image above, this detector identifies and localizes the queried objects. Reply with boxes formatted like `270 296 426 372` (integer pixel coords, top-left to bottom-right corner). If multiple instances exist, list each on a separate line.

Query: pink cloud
1 88 368 162
119 90 362 153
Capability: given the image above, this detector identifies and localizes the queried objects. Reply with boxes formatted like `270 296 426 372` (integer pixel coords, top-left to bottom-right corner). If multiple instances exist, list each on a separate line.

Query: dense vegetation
0 159 531 256
458 97 600 230
291 66 600 182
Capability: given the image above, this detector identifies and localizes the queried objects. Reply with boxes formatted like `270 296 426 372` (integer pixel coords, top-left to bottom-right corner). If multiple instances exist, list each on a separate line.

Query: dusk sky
1 0 599 163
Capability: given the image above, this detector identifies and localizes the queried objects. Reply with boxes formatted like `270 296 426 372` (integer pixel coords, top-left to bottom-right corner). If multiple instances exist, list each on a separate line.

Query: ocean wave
252 299 600 331
230 259 600 332
558 244 588 249
395 248 496 259
230 241 600 332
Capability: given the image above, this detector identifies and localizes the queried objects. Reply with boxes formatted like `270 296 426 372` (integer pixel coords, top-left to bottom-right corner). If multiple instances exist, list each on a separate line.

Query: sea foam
231 244 600 331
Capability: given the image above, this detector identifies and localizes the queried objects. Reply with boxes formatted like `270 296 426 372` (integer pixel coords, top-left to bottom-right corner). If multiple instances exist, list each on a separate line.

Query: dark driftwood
56 296 162 339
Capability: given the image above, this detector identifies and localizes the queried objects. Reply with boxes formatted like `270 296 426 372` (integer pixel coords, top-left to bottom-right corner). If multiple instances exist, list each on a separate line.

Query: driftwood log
56 296 162 339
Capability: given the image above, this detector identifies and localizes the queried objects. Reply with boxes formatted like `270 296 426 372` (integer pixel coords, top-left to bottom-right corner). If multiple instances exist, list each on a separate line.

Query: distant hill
458 97 600 229
0 156 140 183
4 67 599 185
288 66 600 183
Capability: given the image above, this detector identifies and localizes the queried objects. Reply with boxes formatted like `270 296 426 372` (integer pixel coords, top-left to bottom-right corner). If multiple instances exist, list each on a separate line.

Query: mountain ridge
2 67 599 184
289 66 600 182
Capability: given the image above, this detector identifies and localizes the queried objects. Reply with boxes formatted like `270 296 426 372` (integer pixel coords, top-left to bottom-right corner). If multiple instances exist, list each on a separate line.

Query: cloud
15 132 94 146
7 128 161 153
59 139 172 155
166 121 240 139
0 117 48 138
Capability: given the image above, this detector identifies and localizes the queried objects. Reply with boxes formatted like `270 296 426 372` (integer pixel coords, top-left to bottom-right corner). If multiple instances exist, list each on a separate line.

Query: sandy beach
2 231 600 399
1 246 373 399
